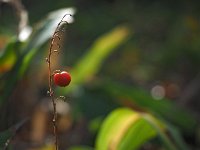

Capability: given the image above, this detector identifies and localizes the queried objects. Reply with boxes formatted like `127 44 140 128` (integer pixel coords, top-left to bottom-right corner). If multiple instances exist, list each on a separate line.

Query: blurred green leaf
0 8 74 106
96 108 178 150
0 128 12 148
88 117 103 134
102 81 197 134
165 124 190 150
59 25 131 94
96 108 142 150
118 118 156 150
0 118 27 149
0 38 19 73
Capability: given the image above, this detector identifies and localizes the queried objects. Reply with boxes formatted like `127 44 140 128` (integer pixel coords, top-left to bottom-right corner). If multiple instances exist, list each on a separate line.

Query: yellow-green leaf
59 26 131 94
96 108 178 150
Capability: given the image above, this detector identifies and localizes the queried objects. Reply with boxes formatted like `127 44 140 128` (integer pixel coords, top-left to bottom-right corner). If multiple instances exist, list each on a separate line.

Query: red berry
53 71 71 87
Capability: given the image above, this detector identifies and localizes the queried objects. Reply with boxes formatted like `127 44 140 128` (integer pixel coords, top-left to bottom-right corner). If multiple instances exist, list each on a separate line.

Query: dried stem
47 14 71 150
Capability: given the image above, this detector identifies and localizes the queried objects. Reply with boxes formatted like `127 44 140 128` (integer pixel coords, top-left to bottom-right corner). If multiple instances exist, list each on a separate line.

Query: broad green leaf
96 109 140 150
59 26 131 94
96 108 141 150
118 118 156 150
96 108 178 150
102 81 196 133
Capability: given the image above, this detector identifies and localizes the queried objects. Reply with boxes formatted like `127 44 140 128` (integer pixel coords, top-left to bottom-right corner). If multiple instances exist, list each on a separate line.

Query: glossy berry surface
53 71 71 87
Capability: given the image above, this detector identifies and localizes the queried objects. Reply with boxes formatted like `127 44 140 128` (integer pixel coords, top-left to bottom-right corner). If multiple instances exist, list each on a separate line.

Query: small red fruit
53 71 71 87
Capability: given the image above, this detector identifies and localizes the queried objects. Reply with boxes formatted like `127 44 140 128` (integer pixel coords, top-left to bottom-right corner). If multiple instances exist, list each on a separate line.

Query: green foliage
0 128 12 148
96 108 179 150
0 8 73 106
102 81 197 133
0 119 27 149
58 25 131 94
0 38 18 71
95 108 155 150
0 1 200 149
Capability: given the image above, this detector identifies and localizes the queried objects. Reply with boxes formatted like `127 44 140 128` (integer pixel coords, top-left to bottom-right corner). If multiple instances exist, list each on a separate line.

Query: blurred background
0 0 200 150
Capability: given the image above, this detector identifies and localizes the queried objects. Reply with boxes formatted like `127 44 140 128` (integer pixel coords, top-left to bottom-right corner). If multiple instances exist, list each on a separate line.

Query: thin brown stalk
47 14 71 150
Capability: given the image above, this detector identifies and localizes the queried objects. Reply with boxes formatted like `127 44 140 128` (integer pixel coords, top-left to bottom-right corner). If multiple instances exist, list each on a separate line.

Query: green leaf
0 129 13 148
59 25 131 94
0 38 20 73
0 8 75 106
19 8 75 76
95 108 178 150
88 117 103 134
118 118 156 150
164 123 190 150
102 81 197 134
96 108 139 150
0 118 27 149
